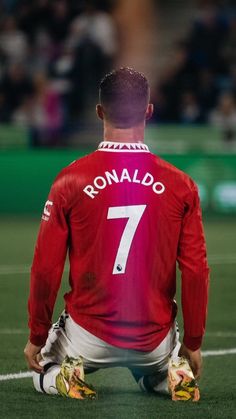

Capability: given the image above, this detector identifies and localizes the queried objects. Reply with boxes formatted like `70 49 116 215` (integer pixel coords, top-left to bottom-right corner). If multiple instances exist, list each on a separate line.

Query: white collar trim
97 141 149 153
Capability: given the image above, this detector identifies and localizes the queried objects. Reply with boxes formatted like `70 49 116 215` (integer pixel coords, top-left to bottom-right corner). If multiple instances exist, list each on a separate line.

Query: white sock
33 365 61 395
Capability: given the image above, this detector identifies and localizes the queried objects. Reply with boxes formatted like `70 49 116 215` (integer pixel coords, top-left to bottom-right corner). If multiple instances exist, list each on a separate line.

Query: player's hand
24 340 43 373
178 343 202 380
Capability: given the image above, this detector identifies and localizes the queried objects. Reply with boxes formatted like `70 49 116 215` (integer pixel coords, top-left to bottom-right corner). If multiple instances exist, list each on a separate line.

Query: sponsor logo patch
42 200 53 221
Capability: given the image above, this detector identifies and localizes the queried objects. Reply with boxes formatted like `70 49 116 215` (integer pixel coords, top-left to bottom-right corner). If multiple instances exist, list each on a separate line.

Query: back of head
99 67 150 128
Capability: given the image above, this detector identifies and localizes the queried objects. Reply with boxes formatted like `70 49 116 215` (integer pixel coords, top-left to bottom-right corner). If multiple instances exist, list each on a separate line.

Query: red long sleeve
28 174 69 346
177 185 210 351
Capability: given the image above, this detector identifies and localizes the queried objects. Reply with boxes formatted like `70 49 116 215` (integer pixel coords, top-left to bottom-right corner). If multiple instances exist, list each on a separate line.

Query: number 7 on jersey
107 205 146 275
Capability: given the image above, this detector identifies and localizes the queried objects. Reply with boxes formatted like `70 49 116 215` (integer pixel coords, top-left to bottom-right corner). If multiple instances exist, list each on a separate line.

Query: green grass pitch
0 217 236 419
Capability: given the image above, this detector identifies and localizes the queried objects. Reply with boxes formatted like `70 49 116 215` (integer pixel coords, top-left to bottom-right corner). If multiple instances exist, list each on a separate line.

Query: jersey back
59 142 194 350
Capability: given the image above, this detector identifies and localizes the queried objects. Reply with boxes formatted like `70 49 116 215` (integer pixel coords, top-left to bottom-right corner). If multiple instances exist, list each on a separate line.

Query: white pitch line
208 254 236 262
0 255 236 276
0 329 28 335
0 265 70 276
0 265 31 275
0 329 236 338
0 371 32 381
202 348 236 357
208 254 236 265
0 254 235 276
0 348 236 382
206 331 236 338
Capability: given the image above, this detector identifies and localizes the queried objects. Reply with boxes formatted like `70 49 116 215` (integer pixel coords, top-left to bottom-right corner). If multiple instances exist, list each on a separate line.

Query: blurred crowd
1 1 236 147
153 3 236 144
0 0 118 146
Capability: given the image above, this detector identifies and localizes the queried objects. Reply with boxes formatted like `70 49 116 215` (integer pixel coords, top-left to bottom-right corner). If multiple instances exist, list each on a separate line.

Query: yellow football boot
168 357 200 402
56 356 97 400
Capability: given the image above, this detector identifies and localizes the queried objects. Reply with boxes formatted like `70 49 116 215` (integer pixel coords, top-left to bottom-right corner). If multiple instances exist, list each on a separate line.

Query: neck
103 121 145 143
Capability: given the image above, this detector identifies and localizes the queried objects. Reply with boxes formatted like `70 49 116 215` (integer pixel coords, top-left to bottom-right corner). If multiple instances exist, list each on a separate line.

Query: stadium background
0 1 236 418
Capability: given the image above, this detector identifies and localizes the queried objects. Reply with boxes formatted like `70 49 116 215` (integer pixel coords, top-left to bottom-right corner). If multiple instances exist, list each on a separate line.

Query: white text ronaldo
83 168 165 199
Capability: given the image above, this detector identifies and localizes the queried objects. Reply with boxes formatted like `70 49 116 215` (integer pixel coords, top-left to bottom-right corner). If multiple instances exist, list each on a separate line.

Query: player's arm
177 182 210 378
25 173 69 370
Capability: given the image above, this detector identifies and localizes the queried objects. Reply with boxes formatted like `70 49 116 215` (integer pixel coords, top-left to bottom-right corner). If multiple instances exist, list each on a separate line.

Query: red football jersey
28 141 209 351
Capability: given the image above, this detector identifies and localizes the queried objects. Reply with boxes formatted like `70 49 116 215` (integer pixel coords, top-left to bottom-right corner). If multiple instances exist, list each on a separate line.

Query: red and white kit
28 141 209 352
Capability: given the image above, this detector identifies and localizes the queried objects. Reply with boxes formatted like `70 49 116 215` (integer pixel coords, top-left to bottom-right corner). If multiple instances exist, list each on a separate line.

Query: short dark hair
99 67 150 128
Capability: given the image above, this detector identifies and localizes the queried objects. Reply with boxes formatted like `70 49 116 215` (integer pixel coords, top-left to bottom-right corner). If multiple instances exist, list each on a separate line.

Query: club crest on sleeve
42 200 53 221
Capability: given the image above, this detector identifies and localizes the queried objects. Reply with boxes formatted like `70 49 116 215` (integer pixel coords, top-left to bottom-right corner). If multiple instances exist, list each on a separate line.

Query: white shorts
40 312 180 378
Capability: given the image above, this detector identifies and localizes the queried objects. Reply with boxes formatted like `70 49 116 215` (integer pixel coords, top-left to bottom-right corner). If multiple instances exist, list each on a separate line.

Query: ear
145 103 154 121
96 104 104 121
